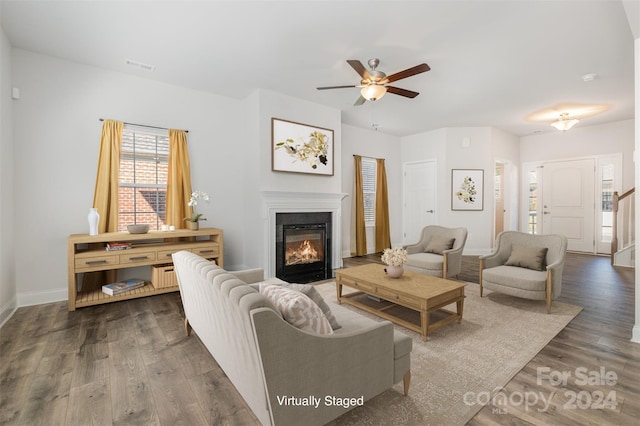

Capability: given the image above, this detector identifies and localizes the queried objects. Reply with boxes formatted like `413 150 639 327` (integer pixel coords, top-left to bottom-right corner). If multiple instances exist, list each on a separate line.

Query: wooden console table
67 228 223 311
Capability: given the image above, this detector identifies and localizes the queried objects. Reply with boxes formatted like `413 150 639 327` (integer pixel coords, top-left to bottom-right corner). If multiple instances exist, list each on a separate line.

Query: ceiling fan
317 58 430 106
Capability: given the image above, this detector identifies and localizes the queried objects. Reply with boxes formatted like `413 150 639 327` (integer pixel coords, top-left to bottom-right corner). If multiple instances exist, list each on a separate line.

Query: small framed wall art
451 169 484 211
271 117 334 176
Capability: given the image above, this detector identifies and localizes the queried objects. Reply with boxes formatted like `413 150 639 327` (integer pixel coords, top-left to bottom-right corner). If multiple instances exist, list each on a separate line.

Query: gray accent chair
404 225 468 279
479 231 568 313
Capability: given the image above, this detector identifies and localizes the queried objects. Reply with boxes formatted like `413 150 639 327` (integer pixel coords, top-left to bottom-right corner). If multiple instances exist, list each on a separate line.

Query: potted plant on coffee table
381 247 408 278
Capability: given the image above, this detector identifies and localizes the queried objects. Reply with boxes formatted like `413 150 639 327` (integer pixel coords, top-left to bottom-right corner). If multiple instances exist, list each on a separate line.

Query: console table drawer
75 255 119 270
157 248 182 261
191 244 219 257
376 288 420 309
119 251 157 265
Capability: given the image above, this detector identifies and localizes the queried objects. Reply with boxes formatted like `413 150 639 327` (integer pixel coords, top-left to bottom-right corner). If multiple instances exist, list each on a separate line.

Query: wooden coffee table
335 264 466 341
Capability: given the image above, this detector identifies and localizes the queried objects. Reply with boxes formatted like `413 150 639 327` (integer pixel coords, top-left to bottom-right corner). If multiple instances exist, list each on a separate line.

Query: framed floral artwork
272 118 334 176
451 169 484 211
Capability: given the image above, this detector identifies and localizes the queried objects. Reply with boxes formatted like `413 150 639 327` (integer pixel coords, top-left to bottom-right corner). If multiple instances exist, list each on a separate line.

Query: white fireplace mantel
261 191 347 278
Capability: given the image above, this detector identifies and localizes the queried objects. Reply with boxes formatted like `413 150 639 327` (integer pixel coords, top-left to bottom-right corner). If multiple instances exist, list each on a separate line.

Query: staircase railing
611 188 635 265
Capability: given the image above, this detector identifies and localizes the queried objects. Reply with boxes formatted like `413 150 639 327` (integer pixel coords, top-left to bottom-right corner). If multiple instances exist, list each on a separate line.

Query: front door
541 158 596 252
403 160 437 245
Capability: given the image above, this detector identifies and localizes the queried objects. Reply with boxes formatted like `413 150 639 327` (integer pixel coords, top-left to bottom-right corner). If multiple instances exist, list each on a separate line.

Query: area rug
315 281 582 426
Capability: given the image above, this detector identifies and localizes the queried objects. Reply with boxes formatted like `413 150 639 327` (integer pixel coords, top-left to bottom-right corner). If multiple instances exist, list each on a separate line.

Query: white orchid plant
185 190 210 223
381 247 408 267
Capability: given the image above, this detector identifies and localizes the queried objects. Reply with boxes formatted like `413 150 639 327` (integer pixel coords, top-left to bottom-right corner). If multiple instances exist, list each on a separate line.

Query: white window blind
118 127 169 231
361 158 377 225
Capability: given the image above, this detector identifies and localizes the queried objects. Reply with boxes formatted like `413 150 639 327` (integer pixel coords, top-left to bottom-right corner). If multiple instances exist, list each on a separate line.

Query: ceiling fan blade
354 96 367 106
317 85 357 90
386 86 420 98
385 63 430 83
347 60 371 81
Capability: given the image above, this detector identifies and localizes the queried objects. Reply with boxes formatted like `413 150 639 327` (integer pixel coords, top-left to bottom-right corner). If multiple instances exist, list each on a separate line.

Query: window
527 169 538 234
361 158 377 226
118 127 169 231
600 164 614 243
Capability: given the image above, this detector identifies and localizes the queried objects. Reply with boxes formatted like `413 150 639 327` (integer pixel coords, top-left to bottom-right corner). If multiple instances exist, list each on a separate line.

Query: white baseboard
632 325 640 344
0 296 17 328
17 287 67 308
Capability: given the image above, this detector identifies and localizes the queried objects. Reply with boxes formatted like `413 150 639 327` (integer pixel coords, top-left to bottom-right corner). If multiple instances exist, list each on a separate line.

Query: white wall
9 49 347 304
0 21 16 324
341 124 402 257
11 49 248 304
401 127 499 254
520 120 635 191
240 89 343 270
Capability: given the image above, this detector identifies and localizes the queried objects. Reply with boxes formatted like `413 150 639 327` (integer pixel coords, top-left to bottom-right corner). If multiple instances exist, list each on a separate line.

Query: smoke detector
125 59 156 71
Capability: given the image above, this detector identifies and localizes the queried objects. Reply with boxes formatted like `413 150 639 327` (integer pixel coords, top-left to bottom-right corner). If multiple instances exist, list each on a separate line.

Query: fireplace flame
286 239 320 265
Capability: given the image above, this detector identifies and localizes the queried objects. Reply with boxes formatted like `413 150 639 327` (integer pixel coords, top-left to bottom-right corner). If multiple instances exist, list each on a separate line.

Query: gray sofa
479 231 568 313
172 251 412 426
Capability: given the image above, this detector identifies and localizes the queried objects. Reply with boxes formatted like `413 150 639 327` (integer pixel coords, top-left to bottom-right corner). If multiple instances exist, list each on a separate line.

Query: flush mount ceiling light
550 112 580 132
360 84 387 101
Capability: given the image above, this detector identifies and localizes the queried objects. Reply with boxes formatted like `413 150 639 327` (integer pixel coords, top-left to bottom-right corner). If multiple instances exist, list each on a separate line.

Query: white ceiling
1 0 636 137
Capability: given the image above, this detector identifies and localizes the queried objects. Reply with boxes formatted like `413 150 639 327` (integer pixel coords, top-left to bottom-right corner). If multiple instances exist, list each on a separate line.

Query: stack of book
102 278 145 296
106 242 132 251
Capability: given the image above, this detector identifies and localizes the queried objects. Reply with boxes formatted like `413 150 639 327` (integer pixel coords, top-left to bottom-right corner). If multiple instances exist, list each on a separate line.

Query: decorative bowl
127 224 150 234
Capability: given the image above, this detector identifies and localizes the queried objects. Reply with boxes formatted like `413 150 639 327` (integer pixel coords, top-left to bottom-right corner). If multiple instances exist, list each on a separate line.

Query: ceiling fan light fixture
550 113 579 132
360 84 387 101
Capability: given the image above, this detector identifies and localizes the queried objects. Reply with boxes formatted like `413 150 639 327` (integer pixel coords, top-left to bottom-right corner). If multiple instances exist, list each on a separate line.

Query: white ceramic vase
88 208 100 236
385 264 404 278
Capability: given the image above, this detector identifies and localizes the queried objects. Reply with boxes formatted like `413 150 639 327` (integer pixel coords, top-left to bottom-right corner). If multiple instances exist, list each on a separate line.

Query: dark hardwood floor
344 252 639 425
1 253 637 425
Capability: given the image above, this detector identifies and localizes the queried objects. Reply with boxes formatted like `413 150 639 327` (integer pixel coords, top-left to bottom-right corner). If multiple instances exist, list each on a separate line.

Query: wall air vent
125 59 156 71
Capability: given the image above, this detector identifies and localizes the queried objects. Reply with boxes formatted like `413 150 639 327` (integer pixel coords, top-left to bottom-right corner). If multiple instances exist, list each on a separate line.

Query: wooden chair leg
184 318 192 336
403 370 411 396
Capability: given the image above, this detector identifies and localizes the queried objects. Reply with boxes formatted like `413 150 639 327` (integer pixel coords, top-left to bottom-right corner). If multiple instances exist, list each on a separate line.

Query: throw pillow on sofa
259 284 334 335
280 283 342 330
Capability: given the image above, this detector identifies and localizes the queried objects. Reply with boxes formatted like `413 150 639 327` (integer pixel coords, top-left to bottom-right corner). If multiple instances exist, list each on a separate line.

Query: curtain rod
99 118 188 133
353 154 381 160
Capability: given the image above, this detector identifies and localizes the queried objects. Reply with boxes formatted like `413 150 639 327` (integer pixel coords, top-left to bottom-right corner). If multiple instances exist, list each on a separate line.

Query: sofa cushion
425 235 455 255
280 283 341 330
482 265 547 291
505 245 548 271
406 252 444 271
259 284 334 335
249 281 341 330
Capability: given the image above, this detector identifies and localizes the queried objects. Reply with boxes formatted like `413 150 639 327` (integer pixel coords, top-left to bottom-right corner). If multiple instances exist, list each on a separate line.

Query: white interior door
403 160 437 245
541 158 596 252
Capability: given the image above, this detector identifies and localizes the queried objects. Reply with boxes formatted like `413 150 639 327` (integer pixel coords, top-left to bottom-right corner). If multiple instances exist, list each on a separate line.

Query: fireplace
276 212 332 283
